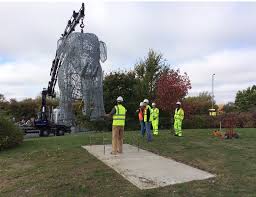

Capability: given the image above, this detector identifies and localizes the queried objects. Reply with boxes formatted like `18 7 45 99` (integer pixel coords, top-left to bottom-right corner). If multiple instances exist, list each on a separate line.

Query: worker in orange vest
137 102 145 137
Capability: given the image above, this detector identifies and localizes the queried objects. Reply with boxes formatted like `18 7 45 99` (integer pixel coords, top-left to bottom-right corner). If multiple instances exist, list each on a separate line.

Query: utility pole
211 73 215 109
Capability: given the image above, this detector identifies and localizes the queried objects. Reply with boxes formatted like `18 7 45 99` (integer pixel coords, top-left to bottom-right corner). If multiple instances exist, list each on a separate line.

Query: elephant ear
99 41 107 63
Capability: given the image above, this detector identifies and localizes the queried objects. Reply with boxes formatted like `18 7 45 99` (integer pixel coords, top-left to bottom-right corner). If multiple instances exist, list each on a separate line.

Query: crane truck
21 3 85 137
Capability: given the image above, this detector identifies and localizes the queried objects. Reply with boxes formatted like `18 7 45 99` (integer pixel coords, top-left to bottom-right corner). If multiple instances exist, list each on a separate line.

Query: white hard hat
117 96 124 102
143 99 149 103
140 102 144 107
176 101 181 105
152 102 156 106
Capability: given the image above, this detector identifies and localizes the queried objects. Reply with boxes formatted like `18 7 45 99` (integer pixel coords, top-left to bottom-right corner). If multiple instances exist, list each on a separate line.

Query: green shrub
0 116 23 151
182 115 217 129
159 117 171 130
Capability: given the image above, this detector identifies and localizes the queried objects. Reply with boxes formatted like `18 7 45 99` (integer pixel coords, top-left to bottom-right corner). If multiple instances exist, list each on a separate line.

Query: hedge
0 116 23 151
75 112 256 132
127 112 256 130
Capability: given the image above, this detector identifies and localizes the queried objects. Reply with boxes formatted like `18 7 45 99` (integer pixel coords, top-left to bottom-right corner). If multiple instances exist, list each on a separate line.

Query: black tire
42 129 49 137
57 129 65 136
39 130 44 137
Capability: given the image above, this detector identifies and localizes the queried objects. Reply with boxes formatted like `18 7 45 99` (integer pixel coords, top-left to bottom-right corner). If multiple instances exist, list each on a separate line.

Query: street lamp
211 73 215 109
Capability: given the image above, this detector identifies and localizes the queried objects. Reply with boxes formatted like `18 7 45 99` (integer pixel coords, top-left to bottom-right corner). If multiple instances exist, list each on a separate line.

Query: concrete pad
82 144 215 190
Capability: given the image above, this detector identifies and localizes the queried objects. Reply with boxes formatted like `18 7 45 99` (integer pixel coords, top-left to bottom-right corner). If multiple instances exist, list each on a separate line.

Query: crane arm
39 3 85 121
47 2 85 97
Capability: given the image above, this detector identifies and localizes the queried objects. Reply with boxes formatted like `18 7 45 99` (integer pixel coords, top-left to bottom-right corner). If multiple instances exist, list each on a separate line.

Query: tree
223 102 237 113
155 69 191 113
183 92 218 116
134 49 169 101
0 94 5 102
0 93 8 115
2 97 59 121
235 85 256 111
7 98 38 120
0 94 6 109
103 71 139 116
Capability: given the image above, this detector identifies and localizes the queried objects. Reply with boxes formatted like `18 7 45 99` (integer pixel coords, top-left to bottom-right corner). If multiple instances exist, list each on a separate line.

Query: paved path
82 144 215 190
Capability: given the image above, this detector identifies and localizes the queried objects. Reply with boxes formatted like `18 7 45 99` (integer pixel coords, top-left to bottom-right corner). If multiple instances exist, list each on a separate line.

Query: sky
0 1 255 103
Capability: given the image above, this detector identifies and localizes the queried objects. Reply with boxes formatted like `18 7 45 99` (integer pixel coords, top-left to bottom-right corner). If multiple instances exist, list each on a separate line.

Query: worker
136 102 145 137
107 96 127 155
174 101 184 137
143 99 152 142
152 102 159 135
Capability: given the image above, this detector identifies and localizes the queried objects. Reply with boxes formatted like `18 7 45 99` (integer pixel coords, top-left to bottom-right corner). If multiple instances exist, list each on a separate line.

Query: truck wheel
39 130 44 137
42 129 49 137
57 129 65 136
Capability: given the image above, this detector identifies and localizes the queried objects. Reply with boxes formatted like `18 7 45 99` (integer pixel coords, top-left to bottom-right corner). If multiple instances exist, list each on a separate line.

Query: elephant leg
90 83 105 120
81 79 93 118
81 78 105 121
59 87 74 126
58 66 75 126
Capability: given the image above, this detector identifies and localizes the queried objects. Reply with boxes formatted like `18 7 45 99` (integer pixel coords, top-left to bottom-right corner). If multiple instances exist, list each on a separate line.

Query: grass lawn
0 128 256 197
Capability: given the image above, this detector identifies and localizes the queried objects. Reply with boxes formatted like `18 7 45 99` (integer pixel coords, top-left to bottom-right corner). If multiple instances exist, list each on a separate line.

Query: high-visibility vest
112 104 126 126
144 105 153 122
138 108 144 121
152 108 159 120
174 108 184 121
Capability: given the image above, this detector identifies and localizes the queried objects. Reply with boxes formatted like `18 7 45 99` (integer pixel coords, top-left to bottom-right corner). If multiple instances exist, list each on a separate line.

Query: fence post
137 134 140 152
103 135 105 155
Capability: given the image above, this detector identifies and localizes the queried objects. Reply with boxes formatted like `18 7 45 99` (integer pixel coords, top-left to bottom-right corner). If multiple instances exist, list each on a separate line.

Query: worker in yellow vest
108 96 127 155
143 99 152 142
174 101 184 137
152 102 159 135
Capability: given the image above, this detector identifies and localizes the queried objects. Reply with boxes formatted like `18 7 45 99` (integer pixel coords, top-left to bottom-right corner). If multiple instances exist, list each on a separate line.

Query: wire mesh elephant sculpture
57 32 107 126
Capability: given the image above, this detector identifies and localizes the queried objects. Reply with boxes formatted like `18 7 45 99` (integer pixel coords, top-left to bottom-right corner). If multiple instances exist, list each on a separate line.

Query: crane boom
47 2 85 97
39 3 85 121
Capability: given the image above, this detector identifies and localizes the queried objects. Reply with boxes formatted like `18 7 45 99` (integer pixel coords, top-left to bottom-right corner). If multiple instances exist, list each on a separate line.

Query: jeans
140 121 145 137
145 122 152 141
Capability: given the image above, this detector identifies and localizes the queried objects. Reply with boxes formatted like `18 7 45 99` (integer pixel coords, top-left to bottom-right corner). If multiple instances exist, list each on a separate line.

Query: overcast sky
0 1 255 103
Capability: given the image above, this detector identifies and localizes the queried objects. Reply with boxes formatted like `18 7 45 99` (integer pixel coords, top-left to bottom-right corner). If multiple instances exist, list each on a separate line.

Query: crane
33 3 85 136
